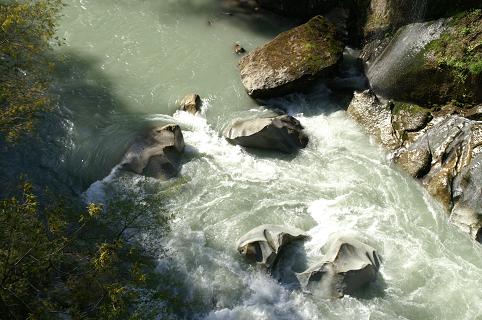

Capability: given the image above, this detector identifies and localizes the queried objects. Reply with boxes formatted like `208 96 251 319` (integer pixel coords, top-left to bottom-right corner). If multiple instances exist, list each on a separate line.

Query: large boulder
236 224 308 268
120 124 185 179
224 115 309 153
238 15 344 98
366 10 482 105
297 236 381 297
361 0 480 61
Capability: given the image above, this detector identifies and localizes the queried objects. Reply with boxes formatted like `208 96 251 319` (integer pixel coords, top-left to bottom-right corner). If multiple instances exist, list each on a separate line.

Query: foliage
0 0 62 142
0 181 166 319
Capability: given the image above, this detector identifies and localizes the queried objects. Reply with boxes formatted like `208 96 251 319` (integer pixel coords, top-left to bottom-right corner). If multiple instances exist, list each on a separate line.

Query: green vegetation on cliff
0 2 166 318
425 9 482 84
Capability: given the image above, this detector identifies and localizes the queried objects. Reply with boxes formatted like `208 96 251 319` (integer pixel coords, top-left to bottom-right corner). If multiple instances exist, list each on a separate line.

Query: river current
52 0 482 319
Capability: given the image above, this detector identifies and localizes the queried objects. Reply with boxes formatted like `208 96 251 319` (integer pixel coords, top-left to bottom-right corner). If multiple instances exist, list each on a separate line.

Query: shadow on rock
271 240 309 290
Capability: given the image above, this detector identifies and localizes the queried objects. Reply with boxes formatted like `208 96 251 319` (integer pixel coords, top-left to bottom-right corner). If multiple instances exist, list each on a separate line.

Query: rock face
363 0 428 37
366 11 482 105
347 90 401 150
120 124 185 179
224 115 309 153
297 236 381 297
348 90 482 241
238 15 344 98
179 94 201 114
236 224 308 268
361 0 480 59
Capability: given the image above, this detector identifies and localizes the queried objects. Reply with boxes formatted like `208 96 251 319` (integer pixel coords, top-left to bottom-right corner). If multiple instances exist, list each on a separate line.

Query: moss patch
392 102 428 115
243 15 344 77
425 9 482 84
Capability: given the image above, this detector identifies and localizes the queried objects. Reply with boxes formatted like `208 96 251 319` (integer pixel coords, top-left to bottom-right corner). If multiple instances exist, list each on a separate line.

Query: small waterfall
366 18 446 99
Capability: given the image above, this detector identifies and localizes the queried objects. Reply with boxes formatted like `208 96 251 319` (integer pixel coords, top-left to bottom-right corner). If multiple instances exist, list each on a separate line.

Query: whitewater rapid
58 0 482 318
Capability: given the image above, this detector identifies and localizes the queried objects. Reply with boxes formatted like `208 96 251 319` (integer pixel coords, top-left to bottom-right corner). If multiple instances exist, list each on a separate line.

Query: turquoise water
50 0 482 318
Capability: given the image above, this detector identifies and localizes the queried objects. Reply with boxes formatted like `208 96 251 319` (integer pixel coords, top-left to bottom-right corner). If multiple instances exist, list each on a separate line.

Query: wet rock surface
348 90 482 241
224 114 309 153
120 124 185 179
236 224 308 268
297 236 381 297
179 93 202 114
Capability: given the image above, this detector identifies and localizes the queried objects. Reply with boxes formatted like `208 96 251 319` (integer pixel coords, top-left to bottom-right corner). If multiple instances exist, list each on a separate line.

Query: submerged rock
236 224 308 268
238 15 344 98
297 236 381 297
224 115 309 153
120 124 185 179
361 1 480 63
179 93 202 114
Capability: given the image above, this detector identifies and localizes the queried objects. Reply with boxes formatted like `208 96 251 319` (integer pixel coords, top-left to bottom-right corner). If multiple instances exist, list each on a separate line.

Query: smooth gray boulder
236 224 308 269
297 236 381 297
224 115 309 153
238 15 343 98
120 124 185 178
179 93 201 114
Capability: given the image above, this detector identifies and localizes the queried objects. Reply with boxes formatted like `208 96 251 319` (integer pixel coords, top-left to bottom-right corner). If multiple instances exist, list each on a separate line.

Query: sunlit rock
393 146 432 178
224 115 309 153
297 236 381 297
349 89 482 241
120 124 184 179
238 15 343 98
179 93 202 114
236 224 308 269
347 90 401 150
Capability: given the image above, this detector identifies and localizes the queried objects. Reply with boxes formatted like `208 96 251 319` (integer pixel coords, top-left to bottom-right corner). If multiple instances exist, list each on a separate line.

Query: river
52 0 482 319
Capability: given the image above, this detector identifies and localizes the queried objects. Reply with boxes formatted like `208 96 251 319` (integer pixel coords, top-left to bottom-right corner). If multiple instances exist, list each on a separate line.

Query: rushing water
50 0 482 319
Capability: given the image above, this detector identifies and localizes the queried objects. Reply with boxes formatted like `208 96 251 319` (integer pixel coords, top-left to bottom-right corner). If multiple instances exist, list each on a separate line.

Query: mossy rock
363 0 481 39
392 102 432 133
239 15 344 98
367 10 482 105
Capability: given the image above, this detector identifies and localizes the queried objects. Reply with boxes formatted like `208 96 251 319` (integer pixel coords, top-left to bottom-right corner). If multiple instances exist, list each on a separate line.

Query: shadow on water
0 49 176 198
50 50 182 191
144 0 298 38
